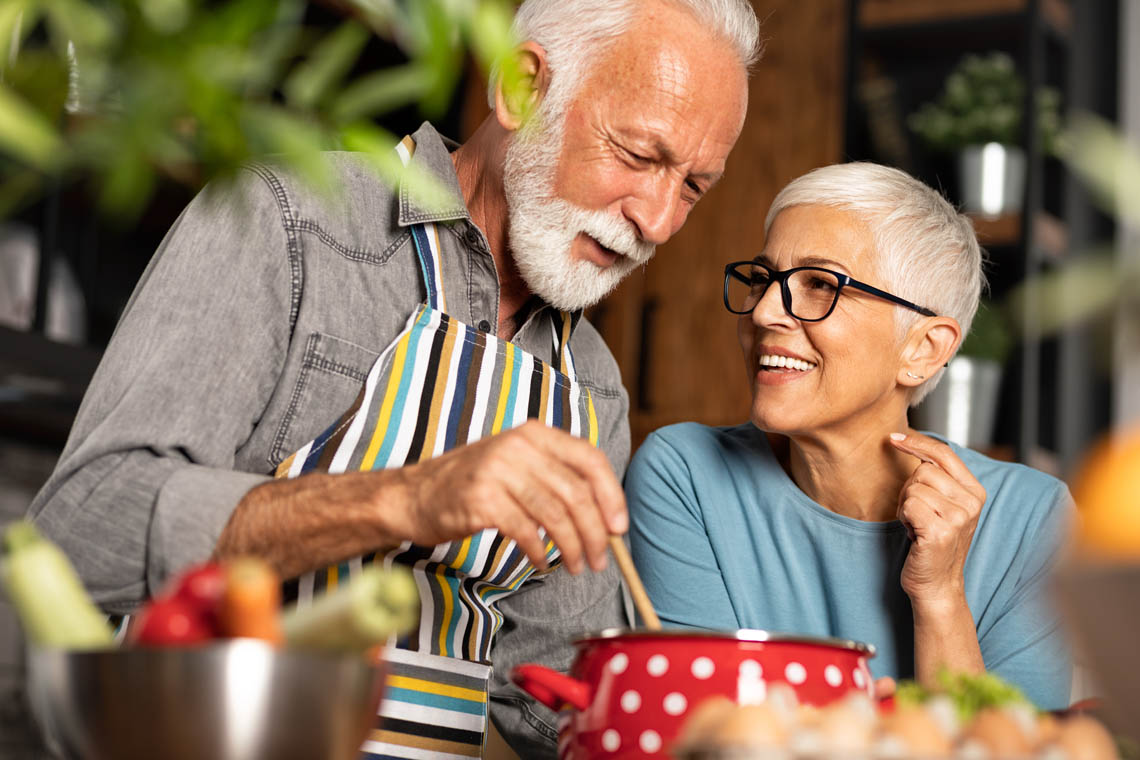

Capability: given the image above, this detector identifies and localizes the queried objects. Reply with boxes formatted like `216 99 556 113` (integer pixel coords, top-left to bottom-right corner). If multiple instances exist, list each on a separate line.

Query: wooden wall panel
612 0 849 448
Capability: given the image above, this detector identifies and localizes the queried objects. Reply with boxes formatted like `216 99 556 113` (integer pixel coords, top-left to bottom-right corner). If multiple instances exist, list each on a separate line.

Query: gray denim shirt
28 122 630 756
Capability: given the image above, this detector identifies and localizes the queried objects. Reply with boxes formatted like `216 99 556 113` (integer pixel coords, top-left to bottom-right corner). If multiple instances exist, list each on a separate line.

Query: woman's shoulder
940 439 1072 535
948 442 1067 498
639 421 764 458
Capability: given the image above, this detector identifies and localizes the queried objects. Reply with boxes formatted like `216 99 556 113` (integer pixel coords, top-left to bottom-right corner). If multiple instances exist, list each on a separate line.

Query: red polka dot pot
511 628 875 759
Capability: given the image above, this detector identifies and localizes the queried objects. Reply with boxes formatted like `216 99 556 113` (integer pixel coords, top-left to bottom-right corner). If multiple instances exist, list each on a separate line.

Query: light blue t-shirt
625 422 1074 710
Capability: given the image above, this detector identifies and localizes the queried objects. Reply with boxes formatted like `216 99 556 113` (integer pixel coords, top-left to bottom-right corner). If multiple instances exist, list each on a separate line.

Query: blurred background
2 0 1138 755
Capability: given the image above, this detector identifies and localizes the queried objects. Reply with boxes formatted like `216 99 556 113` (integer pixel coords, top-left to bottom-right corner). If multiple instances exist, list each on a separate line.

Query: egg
765 681 801 725
816 699 875 753
677 695 738 747
1050 715 1119 760
711 703 789 748
961 707 1033 757
877 704 953 757
925 695 962 741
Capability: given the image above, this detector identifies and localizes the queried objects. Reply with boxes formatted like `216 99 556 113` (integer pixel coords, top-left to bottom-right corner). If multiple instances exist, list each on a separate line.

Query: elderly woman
625 163 1073 709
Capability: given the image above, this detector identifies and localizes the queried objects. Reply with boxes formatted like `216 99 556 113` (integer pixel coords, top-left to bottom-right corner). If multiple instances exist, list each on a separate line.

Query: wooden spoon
607 535 662 630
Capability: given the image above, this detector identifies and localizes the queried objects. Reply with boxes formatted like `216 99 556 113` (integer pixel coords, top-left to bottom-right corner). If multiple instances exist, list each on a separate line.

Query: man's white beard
502 107 656 312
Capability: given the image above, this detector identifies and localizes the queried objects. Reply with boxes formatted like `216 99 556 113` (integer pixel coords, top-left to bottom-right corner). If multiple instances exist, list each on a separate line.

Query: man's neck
450 119 532 337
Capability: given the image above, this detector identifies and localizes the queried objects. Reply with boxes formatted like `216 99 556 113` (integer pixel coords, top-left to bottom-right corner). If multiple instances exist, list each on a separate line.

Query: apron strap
396 135 448 313
551 310 576 378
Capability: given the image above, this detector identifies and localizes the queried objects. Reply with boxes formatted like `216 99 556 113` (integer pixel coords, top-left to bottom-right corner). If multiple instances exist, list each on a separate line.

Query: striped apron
274 135 600 759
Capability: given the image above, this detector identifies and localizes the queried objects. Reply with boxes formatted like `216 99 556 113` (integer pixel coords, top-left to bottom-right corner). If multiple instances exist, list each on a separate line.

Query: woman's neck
769 418 919 523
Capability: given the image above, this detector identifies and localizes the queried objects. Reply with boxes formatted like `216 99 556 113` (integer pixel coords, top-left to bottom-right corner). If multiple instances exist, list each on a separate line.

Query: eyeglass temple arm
845 279 937 317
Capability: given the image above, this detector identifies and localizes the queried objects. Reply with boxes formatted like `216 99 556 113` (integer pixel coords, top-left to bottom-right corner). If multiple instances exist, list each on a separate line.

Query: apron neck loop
552 310 575 378
397 135 448 313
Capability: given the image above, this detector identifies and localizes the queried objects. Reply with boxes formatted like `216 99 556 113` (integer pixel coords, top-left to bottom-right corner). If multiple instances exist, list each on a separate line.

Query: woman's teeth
758 354 816 371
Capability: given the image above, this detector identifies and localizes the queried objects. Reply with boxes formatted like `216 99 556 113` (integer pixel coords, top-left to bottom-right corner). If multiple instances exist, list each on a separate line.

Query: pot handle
510 664 591 711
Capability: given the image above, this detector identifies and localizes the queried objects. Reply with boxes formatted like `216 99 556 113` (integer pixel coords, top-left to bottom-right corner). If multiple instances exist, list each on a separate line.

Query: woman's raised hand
888 432 987 607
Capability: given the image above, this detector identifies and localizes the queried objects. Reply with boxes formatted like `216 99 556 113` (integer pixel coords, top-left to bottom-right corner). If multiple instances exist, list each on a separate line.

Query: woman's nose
750 281 794 325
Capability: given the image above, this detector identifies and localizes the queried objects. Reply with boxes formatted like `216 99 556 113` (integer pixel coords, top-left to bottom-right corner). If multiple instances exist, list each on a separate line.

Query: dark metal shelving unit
842 0 1118 475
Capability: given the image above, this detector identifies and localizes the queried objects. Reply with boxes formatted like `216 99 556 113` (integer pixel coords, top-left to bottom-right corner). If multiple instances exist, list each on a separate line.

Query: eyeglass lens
726 264 841 320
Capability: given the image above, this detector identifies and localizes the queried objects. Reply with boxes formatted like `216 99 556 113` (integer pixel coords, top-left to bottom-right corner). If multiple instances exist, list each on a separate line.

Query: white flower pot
957 142 1026 218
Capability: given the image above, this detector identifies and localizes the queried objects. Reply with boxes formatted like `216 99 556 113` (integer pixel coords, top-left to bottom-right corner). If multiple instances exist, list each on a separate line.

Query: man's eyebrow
621 131 724 185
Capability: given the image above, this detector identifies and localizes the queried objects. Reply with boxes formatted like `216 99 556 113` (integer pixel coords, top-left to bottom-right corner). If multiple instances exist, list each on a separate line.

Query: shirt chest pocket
269 331 381 468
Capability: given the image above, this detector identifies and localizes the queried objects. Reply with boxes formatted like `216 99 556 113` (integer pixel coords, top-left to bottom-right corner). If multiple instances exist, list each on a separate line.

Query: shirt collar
398 122 585 336
397 121 472 226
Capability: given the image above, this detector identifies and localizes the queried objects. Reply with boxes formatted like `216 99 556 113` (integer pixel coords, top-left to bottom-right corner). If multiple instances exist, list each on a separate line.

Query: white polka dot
739 659 763 678
647 654 669 676
663 692 688 716
691 656 715 680
853 668 866 688
608 653 629 674
640 730 662 753
602 729 621 751
620 690 642 713
785 662 807 685
824 664 843 687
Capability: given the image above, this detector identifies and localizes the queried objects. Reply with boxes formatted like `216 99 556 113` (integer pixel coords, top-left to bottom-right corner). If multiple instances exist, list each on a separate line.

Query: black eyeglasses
723 261 938 321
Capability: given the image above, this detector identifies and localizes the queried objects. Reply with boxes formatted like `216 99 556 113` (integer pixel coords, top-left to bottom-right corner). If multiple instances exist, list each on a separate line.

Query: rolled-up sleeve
27 168 294 613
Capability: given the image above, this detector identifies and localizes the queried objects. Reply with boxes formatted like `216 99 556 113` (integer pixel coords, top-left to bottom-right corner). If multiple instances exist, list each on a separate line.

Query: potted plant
911 298 1013 449
909 52 1062 218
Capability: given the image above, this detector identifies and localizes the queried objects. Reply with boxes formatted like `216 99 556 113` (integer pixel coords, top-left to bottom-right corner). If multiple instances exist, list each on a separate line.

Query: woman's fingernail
890 433 907 442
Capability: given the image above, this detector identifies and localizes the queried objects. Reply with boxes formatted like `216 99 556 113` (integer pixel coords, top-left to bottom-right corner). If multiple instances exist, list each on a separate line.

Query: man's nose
624 174 682 246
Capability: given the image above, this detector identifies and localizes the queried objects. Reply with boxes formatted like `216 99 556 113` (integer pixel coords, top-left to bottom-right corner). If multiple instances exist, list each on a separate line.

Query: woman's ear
494 42 550 132
899 317 961 387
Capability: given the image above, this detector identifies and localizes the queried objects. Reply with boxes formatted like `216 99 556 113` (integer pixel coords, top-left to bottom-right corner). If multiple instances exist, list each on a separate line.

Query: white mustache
560 204 656 265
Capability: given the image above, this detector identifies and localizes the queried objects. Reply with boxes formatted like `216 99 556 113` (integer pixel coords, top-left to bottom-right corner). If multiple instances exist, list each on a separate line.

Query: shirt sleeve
625 429 739 631
26 168 294 613
977 481 1075 710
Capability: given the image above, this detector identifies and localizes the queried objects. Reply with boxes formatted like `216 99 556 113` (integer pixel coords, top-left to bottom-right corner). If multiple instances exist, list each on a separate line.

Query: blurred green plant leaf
0 0 519 222
0 0 38 66
284 21 370 110
1009 247 1134 335
1063 112 1140 230
0 81 63 168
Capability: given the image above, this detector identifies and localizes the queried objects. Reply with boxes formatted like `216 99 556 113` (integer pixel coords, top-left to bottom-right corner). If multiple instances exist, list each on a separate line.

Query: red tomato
133 597 213 646
171 563 225 620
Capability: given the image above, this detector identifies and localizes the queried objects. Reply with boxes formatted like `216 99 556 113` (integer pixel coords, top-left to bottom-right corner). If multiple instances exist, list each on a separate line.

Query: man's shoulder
244 152 403 240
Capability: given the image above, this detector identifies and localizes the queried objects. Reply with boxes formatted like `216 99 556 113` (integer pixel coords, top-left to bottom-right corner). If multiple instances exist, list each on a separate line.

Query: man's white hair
488 0 762 108
765 162 986 406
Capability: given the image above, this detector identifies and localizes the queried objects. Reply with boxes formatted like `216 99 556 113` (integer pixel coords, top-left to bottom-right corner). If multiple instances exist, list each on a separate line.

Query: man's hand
216 420 627 579
889 432 986 608
396 420 627 574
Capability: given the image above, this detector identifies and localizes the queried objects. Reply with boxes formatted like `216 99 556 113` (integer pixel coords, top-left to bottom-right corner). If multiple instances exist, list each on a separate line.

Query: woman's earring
906 371 925 380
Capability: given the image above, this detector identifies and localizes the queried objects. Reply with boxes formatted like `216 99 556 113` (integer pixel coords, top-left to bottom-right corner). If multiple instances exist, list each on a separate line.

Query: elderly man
29 0 757 755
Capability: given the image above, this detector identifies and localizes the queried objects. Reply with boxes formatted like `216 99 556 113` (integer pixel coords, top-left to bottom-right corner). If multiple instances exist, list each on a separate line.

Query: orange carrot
217 557 283 646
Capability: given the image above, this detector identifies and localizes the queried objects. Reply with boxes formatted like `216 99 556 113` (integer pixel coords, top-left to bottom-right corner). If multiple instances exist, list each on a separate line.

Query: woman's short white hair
765 162 985 406
488 0 762 109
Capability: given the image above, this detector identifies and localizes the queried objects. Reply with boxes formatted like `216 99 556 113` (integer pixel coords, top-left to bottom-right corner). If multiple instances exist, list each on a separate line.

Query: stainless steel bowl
26 640 385 760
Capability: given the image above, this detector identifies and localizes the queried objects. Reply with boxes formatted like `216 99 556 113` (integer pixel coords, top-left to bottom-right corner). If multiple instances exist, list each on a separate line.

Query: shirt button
466 228 482 244
477 319 492 332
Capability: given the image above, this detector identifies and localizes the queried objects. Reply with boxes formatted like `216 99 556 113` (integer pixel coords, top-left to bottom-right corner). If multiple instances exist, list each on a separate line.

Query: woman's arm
889 432 987 683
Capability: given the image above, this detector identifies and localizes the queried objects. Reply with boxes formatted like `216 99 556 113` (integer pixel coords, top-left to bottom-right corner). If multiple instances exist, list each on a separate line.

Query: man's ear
899 317 961 387
494 41 550 132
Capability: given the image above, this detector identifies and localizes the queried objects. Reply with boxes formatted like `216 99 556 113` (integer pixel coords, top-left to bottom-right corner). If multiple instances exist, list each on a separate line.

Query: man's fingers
501 441 611 573
507 471 587 573
524 423 628 534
